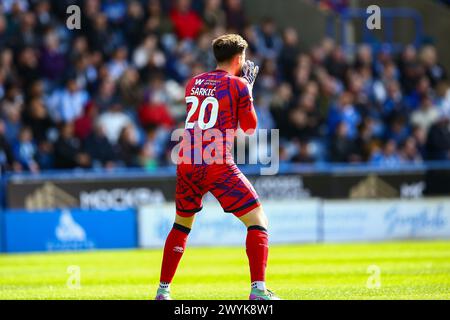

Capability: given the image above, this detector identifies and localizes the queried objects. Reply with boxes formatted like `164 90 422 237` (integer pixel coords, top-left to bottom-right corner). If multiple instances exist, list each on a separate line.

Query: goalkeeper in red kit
155 34 280 300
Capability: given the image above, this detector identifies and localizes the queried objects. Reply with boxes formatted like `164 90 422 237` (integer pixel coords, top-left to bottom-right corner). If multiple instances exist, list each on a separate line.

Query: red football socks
159 223 190 283
246 226 269 282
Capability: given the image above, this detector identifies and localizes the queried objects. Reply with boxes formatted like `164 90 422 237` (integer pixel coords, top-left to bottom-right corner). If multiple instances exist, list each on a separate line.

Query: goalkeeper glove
241 60 259 88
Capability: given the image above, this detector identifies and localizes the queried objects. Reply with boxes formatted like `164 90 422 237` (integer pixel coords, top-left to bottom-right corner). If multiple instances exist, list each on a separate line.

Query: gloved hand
241 60 259 88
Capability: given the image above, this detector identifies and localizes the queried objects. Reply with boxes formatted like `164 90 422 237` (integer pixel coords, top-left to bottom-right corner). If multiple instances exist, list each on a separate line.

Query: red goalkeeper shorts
175 163 260 217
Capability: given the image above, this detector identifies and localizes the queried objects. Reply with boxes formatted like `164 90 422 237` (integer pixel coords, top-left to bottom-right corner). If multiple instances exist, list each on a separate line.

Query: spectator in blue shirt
46 78 89 123
13 126 39 172
328 91 361 139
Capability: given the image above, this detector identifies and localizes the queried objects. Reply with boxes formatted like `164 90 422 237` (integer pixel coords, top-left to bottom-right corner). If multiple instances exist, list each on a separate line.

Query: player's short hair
212 34 248 63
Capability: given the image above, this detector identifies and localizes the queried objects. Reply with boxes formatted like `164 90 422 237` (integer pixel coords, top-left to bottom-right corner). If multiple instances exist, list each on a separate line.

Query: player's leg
156 212 197 300
236 205 280 300
209 164 279 299
156 166 203 300
238 205 268 229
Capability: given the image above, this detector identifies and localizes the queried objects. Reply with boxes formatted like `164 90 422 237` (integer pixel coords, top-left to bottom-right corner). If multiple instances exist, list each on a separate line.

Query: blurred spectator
410 95 439 134
94 79 118 112
170 0 203 40
255 18 283 60
138 92 175 129
386 115 410 145
97 103 134 144
118 68 142 110
74 102 98 141
370 139 402 166
224 0 247 32
420 45 447 88
288 94 322 140
327 92 360 138
140 124 166 170
270 82 293 138
254 96 275 130
0 119 19 172
203 0 226 30
84 122 117 169
54 122 91 169
278 28 301 84
411 125 427 159
124 1 145 49
400 137 422 163
426 112 450 160
353 118 375 162
436 81 450 114
16 47 40 92
330 122 356 163
108 47 129 81
325 46 348 82
39 30 66 81
47 78 89 123
116 125 141 167
0 1 449 173
22 97 54 170
12 126 39 173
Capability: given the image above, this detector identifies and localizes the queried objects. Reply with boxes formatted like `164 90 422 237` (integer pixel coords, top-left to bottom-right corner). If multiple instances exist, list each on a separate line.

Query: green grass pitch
1 240 449 300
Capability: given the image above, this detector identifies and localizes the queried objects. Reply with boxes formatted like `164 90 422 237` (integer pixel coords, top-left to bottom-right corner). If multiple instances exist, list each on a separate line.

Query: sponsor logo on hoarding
400 182 426 198
384 204 447 236
47 210 94 251
251 176 311 199
25 182 78 210
350 175 398 198
80 188 165 210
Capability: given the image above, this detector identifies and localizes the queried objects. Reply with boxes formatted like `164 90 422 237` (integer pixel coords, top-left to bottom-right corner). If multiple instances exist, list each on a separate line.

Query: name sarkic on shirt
190 86 216 96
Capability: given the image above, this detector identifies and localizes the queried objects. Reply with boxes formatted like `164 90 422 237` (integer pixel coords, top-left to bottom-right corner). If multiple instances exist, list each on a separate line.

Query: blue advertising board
4 209 137 253
0 209 3 252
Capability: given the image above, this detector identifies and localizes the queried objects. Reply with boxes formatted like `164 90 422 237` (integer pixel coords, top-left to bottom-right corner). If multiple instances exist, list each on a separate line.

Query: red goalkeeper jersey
175 69 260 217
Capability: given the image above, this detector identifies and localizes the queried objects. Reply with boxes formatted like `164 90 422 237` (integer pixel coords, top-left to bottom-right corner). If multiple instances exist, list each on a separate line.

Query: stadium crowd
1 0 450 173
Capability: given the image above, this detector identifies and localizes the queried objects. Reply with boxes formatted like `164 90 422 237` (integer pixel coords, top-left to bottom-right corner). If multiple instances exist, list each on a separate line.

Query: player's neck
216 64 237 76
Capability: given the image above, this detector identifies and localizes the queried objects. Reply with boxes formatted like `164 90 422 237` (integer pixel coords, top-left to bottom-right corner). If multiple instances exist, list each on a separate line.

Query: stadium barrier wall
138 200 320 247
138 198 450 248
322 199 450 242
5 162 450 211
1 198 449 253
2 208 137 253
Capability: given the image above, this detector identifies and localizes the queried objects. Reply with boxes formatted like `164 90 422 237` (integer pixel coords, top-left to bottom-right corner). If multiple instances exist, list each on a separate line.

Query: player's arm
238 82 258 133
238 60 260 134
